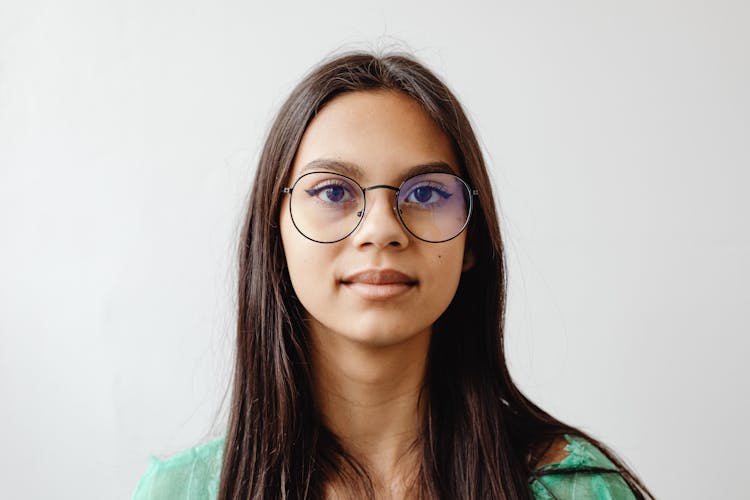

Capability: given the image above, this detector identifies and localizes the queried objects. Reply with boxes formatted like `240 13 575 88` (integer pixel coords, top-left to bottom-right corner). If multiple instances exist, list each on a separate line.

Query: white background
1 1 747 498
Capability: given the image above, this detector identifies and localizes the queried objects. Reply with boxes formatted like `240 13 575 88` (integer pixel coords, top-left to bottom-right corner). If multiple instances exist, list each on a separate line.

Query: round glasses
282 171 478 243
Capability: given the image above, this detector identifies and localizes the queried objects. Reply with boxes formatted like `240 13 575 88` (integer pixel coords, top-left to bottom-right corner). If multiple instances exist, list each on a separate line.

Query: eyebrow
297 159 458 182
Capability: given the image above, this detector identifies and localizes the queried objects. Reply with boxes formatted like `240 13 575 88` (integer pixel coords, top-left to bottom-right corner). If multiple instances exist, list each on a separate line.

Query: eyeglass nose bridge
356 184 400 218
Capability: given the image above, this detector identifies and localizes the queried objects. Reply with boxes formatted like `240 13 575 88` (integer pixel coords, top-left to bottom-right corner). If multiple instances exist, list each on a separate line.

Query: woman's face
280 90 470 348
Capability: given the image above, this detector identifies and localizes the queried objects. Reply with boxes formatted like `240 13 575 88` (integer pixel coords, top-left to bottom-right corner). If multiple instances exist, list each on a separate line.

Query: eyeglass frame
281 170 479 244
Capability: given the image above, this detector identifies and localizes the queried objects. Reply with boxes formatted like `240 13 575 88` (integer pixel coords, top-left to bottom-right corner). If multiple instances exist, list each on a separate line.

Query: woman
133 51 653 499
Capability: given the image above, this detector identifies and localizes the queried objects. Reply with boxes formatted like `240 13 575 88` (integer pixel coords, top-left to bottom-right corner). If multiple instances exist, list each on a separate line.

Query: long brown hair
219 51 653 499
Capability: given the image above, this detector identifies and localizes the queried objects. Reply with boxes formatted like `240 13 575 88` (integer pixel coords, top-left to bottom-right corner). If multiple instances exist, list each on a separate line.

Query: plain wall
1 1 748 498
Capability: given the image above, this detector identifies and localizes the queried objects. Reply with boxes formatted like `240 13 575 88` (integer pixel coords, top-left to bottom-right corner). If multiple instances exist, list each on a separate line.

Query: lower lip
342 282 416 300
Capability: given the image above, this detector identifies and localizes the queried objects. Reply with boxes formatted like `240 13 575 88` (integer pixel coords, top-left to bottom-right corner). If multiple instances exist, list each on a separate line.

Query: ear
461 246 476 272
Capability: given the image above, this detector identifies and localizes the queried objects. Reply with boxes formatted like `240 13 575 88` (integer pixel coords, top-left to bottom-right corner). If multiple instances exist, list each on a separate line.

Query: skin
279 90 473 498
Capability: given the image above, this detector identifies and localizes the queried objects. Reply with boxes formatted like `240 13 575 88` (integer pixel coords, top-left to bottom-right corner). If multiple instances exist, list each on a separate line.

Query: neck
309 323 430 490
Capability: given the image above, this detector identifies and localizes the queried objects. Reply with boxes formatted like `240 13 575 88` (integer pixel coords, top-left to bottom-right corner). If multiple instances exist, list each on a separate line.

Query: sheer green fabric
132 434 635 499
529 435 636 500
132 437 224 500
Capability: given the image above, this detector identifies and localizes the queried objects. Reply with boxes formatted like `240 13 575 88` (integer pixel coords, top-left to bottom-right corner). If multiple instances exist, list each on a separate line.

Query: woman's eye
405 185 451 205
306 183 355 204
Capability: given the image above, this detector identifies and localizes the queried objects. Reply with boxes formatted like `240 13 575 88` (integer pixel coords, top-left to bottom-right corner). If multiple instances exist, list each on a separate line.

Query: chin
341 321 432 349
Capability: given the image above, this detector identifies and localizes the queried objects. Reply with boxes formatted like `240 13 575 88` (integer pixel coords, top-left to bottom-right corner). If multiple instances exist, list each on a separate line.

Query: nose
349 188 410 249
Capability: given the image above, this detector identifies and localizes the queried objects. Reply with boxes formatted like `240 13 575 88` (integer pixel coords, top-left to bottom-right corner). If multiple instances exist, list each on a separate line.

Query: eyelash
403 182 452 204
305 180 358 203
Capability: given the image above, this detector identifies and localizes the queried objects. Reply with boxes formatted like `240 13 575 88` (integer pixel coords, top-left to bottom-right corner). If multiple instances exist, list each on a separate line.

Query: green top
132 434 636 499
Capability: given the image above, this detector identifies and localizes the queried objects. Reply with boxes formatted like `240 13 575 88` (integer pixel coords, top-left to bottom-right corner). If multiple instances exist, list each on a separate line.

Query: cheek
280 211 337 306
281 213 309 278
421 244 466 308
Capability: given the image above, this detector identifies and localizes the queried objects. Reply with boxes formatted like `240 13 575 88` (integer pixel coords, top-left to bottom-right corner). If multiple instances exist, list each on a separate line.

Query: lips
341 269 417 285
340 269 417 300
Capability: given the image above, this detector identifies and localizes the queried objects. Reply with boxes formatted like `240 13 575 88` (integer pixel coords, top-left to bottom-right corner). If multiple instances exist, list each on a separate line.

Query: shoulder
131 436 225 500
530 434 637 500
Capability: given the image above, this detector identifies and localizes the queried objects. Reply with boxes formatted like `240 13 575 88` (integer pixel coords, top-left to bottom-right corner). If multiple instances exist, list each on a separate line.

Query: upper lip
341 269 417 285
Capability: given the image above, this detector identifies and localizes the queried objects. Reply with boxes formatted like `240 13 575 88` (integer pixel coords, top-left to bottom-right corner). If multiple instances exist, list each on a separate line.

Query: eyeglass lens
289 172 471 243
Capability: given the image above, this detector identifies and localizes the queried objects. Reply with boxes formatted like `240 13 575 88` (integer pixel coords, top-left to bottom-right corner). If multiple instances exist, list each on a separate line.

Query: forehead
290 90 460 184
